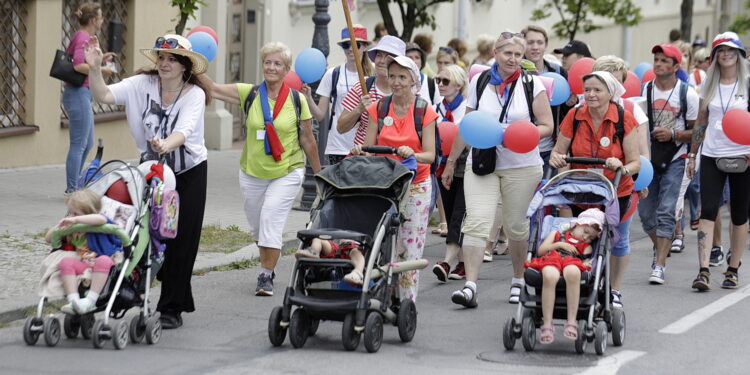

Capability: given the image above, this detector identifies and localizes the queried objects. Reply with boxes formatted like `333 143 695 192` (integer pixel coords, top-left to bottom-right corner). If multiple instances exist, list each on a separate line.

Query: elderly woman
687 32 750 291
85 34 210 328
443 33 554 307
351 56 438 301
206 42 321 297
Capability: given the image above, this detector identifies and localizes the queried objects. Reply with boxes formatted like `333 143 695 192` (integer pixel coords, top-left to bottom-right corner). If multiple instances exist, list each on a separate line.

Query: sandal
670 237 684 253
432 222 447 235
690 219 699 231
343 269 364 286
540 324 555 344
563 321 578 340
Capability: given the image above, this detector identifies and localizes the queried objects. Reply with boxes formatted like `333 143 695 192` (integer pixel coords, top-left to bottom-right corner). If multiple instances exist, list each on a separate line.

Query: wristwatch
623 166 630 176
688 153 697 159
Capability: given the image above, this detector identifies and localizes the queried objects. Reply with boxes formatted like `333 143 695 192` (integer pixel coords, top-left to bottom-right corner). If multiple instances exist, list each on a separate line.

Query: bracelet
688 153 697 159
671 128 676 140
447 158 456 163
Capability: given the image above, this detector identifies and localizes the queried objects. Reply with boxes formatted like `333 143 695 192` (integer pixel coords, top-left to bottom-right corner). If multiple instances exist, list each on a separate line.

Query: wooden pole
341 0 368 95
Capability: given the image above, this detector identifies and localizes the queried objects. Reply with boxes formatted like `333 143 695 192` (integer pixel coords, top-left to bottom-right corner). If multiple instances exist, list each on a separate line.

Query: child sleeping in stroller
45 189 122 315
525 208 604 344
295 238 365 286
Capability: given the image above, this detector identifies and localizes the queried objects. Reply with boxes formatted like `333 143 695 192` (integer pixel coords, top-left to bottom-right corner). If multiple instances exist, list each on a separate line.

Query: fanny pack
471 147 496 176
716 156 749 174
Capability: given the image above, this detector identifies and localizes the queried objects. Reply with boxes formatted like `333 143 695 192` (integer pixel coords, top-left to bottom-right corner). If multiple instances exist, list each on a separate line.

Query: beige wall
0 0 176 169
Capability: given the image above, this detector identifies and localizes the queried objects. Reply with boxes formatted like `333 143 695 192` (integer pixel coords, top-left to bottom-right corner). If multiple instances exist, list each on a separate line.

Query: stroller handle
361 145 396 154
566 156 607 165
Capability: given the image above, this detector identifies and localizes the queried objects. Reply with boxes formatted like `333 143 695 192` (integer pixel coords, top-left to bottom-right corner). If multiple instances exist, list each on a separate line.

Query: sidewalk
0 149 444 322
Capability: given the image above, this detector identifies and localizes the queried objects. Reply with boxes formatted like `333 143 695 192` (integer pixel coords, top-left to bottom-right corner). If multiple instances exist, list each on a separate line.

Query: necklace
718 79 738 114
156 78 185 138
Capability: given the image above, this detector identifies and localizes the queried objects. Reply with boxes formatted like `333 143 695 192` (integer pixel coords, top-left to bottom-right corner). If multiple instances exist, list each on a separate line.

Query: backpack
149 179 179 240
475 69 536 124
692 69 702 85
568 103 626 156
242 85 302 140
375 95 441 174
328 65 342 130
426 75 436 104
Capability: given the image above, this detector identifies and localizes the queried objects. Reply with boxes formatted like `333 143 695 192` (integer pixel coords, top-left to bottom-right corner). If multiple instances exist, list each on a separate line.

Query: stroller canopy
315 156 414 205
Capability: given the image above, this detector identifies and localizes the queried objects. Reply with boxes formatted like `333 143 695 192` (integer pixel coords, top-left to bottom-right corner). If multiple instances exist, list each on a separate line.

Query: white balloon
137 160 176 190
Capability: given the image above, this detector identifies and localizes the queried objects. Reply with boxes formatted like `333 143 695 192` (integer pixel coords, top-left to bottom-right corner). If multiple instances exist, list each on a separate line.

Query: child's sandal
539 324 555 344
343 269 364 286
563 322 578 340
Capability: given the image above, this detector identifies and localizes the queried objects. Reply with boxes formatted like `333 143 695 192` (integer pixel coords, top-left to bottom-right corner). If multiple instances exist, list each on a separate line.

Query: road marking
576 350 646 375
659 284 750 335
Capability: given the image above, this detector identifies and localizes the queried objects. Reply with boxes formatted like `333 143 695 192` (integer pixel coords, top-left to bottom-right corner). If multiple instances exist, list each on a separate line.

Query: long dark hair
136 52 211 104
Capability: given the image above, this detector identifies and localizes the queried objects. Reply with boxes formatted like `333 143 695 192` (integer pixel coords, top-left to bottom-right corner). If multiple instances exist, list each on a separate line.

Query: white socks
86 291 99 303
67 293 80 303
464 281 477 299
511 277 525 286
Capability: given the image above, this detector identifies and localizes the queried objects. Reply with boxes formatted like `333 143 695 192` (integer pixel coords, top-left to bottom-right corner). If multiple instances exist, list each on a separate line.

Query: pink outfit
66 31 92 87
59 255 114 275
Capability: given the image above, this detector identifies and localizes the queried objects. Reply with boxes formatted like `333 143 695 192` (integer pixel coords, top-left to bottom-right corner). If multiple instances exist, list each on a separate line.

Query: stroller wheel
363 313 383 353
63 314 80 339
308 319 320 337
611 308 626 346
23 317 42 346
341 313 360 351
129 314 146 344
113 320 129 350
574 320 588 354
43 316 61 347
289 308 310 349
397 299 417 343
502 318 517 350
268 306 287 347
79 313 94 340
594 321 607 355
521 316 536 352
145 316 162 345
91 320 107 349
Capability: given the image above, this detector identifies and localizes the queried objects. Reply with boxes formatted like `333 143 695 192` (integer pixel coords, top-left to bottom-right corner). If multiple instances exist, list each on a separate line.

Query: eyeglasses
500 32 523 40
154 37 184 50
436 77 451 86
439 46 456 54
341 41 367 50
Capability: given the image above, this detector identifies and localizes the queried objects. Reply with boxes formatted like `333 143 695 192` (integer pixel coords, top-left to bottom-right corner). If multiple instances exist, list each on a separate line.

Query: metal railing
0 0 28 128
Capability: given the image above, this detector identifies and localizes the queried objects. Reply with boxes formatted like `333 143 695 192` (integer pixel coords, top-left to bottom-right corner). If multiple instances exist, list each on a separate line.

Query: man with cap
638 43 699 285
338 35 405 146
553 40 592 70
405 42 442 105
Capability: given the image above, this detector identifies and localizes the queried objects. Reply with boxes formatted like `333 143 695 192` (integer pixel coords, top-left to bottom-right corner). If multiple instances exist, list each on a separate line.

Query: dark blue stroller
502 157 626 355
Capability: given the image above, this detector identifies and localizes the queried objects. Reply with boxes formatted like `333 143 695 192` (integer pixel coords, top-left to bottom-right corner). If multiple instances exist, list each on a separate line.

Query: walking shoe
451 284 478 308
670 237 684 253
611 289 623 308
649 265 666 284
448 262 466 280
508 283 523 304
60 303 76 315
709 246 725 267
159 311 183 329
73 298 96 314
722 271 739 289
692 271 711 291
255 272 274 296
483 251 493 262
432 262 450 283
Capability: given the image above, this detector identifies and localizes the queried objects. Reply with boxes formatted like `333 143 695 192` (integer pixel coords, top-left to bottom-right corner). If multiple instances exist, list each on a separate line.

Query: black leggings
439 176 466 246
699 155 750 225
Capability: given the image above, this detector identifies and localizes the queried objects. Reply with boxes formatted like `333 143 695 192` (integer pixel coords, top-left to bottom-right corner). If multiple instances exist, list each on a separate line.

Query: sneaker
722 271 739 289
483 251 493 262
692 271 711 291
255 272 274 296
508 283 523 304
72 298 96 314
432 262 450 283
611 289 623 308
709 246 725 267
649 265 666 284
493 239 509 255
60 302 76 315
451 284 478 308
159 311 183 329
670 237 684 253
448 262 466 280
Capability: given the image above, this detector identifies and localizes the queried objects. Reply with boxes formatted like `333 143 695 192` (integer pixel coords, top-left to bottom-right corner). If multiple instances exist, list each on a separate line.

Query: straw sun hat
140 34 209 75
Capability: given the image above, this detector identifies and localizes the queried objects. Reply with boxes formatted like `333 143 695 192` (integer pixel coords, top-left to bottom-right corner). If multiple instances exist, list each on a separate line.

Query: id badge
256 130 266 140
591 168 604 175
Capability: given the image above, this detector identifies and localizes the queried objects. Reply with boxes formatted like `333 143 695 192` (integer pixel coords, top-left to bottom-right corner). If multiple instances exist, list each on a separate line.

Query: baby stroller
23 146 166 350
268 147 428 353
502 157 627 355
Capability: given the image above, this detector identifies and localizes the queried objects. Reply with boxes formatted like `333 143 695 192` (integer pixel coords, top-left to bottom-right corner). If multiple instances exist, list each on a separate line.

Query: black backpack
242 85 302 139
645 80 688 173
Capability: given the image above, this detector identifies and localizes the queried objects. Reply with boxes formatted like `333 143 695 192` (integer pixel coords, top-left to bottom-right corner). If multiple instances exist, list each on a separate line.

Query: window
0 0 28 128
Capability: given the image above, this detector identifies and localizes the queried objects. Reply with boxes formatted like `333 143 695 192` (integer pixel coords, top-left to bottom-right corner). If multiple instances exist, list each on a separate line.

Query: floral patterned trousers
396 179 431 302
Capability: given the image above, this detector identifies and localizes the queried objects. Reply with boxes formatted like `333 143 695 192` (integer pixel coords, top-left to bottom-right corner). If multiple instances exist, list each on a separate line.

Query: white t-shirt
466 73 546 170
316 64 359 155
578 97 649 125
641 80 699 159
688 69 707 94
109 74 207 174
436 97 467 124
417 73 443 106
702 82 750 158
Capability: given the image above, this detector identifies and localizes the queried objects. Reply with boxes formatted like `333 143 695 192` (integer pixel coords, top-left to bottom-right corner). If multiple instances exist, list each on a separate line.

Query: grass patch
211 259 258 271
283 247 298 256
23 299 66 317
199 224 253 253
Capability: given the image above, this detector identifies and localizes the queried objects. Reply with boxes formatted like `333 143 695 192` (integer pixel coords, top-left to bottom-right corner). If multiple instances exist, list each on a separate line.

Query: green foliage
170 0 207 35
531 0 642 41
199 224 253 253
729 0 750 34
376 0 455 42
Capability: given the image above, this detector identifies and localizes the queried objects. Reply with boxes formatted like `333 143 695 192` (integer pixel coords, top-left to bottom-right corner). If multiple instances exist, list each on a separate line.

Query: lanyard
651 82 676 127
719 79 738 114
588 120 611 159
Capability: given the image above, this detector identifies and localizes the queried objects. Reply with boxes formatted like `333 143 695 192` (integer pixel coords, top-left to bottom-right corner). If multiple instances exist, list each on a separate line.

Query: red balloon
186 26 219 44
438 121 458 155
567 57 595 95
641 68 656 83
622 71 641 98
106 179 132 205
722 108 750 145
284 71 303 91
504 120 539 154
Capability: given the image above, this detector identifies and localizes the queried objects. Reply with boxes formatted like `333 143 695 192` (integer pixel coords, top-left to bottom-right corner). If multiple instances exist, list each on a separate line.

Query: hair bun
74 9 82 17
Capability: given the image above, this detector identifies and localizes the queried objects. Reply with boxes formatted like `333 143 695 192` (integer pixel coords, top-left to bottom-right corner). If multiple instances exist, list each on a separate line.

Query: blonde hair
693 47 709 62
440 64 468 96
701 44 749 110
673 40 693 68
476 34 495 57
66 189 102 215
436 47 459 64
260 42 292 69
494 35 526 53
75 2 101 26
593 55 629 83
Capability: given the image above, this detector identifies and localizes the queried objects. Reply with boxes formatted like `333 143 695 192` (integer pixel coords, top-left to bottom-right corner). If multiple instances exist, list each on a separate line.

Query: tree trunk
377 0 399 37
175 12 188 35
401 4 416 41
681 0 693 42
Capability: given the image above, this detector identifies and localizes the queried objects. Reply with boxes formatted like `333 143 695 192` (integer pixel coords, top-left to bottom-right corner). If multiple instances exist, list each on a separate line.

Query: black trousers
157 161 207 314
439 176 466 246
699 155 750 225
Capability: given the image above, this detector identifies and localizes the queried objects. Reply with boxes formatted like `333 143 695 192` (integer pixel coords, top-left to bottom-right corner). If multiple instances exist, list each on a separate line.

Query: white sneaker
60 303 76 315
483 251 493 262
73 298 96 314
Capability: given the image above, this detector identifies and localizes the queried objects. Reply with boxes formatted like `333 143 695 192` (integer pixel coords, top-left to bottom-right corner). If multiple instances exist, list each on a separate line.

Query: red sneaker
432 262 450 282
448 262 466 280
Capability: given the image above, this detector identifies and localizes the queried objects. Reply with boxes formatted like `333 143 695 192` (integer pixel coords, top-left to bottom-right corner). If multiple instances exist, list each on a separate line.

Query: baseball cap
651 43 683 64
553 40 592 57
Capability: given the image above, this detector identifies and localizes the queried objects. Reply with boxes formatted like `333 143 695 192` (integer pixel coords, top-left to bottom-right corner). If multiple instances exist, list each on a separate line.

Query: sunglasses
438 46 456 54
436 77 451 86
501 32 523 40
154 37 184 50
340 41 367 50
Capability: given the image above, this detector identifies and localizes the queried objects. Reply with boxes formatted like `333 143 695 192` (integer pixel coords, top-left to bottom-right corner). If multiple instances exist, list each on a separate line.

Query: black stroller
503 157 627 355
268 149 428 353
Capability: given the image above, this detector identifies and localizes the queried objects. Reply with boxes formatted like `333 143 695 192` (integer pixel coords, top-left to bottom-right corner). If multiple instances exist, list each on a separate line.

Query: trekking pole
341 0 368 95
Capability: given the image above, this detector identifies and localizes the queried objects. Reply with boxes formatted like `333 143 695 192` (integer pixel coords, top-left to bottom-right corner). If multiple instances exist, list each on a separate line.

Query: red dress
526 231 591 273
320 240 360 260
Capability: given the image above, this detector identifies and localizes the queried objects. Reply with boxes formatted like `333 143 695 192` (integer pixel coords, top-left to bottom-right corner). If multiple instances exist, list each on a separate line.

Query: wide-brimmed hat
385 55 421 94
710 31 746 60
140 34 209 75
367 35 405 61
338 26 370 45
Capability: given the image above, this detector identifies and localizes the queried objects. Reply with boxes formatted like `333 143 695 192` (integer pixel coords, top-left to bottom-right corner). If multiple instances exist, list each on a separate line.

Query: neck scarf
442 93 464 122
489 63 521 98
259 82 289 162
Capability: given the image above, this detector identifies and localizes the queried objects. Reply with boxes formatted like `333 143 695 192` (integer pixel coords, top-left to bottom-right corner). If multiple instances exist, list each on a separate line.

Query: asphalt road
1 234 749 375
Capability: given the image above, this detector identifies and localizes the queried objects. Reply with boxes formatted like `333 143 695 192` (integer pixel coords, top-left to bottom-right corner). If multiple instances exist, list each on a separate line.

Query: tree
681 0 693 43
531 0 642 42
729 0 750 34
170 0 207 35
376 0 454 42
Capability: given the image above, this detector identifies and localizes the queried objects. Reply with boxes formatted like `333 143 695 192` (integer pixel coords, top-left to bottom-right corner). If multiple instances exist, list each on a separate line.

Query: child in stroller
526 208 604 344
295 238 365 285
46 189 122 316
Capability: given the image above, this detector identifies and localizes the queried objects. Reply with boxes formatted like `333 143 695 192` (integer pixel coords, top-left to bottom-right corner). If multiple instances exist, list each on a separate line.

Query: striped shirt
340 80 387 145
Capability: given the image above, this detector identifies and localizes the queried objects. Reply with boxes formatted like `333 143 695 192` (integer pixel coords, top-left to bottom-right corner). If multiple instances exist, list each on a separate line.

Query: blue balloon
633 155 653 191
676 68 688 83
459 111 504 149
634 62 652 81
295 48 327 83
187 31 217 62
541 72 571 106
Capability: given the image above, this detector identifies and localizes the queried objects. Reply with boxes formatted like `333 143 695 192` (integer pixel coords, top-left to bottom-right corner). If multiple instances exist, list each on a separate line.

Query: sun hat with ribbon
710 31 746 61
140 34 209 75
